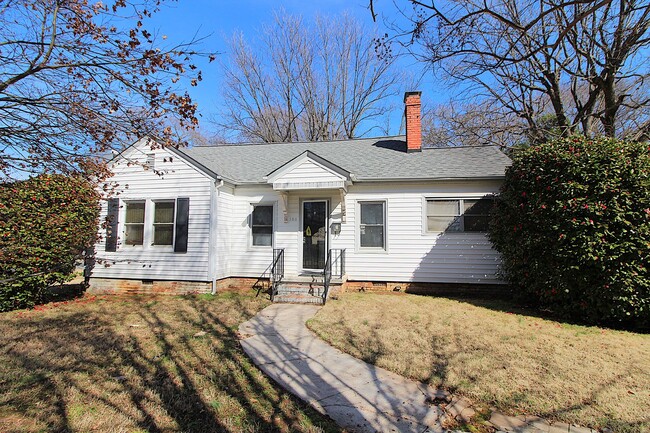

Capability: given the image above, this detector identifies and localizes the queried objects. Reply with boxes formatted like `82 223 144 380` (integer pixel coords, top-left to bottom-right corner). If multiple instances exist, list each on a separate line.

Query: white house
90 92 511 302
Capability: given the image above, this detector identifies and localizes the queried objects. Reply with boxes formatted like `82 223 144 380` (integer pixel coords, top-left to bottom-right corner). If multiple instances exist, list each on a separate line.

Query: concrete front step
272 293 324 305
277 286 325 296
279 275 344 284
272 280 342 304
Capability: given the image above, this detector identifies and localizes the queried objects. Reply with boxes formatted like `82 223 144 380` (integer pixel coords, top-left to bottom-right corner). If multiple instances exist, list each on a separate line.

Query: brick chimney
404 91 422 152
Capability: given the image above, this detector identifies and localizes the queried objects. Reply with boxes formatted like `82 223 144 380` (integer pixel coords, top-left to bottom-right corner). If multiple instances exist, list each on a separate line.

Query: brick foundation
215 277 262 291
88 277 509 299
342 280 510 298
88 278 212 295
88 276 264 295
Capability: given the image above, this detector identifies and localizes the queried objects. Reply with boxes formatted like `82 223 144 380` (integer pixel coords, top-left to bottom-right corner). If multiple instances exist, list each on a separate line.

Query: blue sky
146 0 443 138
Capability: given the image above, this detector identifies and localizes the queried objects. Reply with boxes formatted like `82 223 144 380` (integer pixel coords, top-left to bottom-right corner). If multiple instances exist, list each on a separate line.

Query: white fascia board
272 180 347 190
354 176 506 182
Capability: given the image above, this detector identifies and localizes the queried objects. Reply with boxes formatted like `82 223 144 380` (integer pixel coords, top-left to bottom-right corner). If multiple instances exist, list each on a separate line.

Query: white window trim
122 199 146 248
356 200 387 253
151 199 176 248
422 196 494 234
119 198 176 251
248 202 275 250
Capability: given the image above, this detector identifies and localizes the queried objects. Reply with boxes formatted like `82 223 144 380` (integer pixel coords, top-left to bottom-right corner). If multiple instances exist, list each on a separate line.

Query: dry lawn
0 291 344 433
308 293 650 433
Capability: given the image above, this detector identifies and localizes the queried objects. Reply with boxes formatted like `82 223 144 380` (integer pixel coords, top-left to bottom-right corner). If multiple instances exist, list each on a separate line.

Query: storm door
302 200 328 270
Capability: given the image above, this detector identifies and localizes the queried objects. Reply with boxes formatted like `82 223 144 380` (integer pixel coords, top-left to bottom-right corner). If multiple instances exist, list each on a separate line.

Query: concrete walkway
239 304 601 433
239 304 467 433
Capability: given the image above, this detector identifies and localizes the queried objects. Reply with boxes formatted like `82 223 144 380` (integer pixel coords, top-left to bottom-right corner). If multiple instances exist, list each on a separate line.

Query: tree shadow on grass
410 292 650 334
410 293 551 320
0 294 342 433
327 313 461 394
311 295 649 433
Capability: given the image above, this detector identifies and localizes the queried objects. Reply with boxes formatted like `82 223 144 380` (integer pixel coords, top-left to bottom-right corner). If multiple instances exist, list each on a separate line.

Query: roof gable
266 151 350 191
108 137 152 169
110 137 219 181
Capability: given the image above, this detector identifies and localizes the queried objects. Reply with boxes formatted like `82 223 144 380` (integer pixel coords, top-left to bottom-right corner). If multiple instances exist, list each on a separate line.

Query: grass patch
0 292 343 433
308 293 650 433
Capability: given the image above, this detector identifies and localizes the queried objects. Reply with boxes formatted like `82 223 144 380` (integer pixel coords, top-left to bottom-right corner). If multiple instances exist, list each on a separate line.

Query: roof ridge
191 135 406 148
422 144 503 150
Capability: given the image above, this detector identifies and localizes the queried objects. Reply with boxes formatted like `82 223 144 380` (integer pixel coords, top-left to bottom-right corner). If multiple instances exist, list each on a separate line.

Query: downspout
211 179 225 295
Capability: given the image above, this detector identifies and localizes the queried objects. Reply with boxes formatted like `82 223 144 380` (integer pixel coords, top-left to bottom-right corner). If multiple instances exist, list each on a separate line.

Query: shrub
0 174 100 311
489 136 650 329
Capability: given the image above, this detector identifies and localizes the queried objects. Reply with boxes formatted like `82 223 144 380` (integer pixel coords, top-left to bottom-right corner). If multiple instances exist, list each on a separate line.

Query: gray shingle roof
179 136 511 184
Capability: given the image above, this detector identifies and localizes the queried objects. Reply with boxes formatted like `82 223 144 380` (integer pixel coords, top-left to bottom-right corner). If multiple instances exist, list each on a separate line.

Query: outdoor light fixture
331 222 341 235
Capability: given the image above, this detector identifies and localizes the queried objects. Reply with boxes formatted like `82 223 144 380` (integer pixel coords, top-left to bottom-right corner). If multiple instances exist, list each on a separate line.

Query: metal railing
252 248 285 300
270 248 285 301
323 248 345 303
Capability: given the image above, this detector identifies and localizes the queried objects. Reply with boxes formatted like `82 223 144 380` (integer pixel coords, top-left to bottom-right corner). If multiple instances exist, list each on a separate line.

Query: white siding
275 190 342 277
222 179 504 284
224 188 344 278
92 141 213 281
222 186 280 277
273 159 344 183
215 184 234 279
337 181 503 284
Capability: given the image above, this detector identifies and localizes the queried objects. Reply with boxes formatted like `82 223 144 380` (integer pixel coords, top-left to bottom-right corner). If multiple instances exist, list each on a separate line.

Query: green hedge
489 136 650 330
0 174 100 311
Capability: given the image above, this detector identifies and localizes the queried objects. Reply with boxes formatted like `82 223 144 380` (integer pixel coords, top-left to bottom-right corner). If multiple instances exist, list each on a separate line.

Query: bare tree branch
0 0 216 180
371 0 650 142
217 12 402 143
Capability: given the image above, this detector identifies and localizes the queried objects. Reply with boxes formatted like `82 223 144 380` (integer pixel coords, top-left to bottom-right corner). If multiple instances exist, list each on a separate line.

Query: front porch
253 248 346 305
257 149 352 304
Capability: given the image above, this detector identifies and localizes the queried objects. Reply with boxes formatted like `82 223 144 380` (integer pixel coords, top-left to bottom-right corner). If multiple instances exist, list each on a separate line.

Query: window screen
359 202 385 249
463 199 493 232
124 201 145 245
252 205 273 246
426 198 494 232
427 200 461 232
153 201 175 245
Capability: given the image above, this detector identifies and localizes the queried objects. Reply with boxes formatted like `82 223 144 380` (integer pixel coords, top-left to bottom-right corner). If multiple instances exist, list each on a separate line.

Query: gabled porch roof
264 150 352 191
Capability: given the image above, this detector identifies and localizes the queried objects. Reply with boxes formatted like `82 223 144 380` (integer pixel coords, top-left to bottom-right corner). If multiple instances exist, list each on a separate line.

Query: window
153 201 175 245
116 198 188 251
426 198 494 232
251 205 273 247
463 198 494 231
124 201 145 245
359 201 385 249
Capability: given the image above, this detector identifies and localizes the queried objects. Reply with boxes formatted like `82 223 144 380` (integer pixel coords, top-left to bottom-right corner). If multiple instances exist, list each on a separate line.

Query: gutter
352 176 506 182
231 176 506 186
210 179 225 295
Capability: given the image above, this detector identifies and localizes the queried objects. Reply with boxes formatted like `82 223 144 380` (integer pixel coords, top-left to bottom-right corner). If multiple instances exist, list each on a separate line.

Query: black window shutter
105 198 119 252
174 197 190 253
